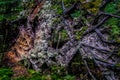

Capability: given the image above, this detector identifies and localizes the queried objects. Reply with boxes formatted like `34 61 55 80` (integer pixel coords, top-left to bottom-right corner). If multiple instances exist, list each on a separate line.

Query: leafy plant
63 75 75 80
104 2 116 14
104 1 120 40
0 68 13 80
111 25 120 36
0 0 23 21
51 0 76 15
70 10 81 18
81 0 102 14
76 26 87 40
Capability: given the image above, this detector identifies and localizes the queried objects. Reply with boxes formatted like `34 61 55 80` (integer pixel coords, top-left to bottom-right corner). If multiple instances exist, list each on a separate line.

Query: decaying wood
28 0 45 22
2 0 120 79
27 1 120 79
2 0 45 77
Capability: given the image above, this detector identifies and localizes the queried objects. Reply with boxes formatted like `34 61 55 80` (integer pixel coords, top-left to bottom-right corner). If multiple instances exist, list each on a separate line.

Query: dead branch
84 60 97 80
100 11 120 18
95 29 118 44
81 16 110 38
61 0 77 16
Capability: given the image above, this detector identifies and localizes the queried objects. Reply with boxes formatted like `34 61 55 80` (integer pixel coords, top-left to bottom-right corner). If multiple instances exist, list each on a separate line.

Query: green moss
51 0 76 15
105 17 120 41
116 38 120 43
104 2 116 14
117 51 120 56
81 0 102 15
63 0 76 7
115 63 120 67
61 30 68 41
76 26 87 40
70 10 81 18
52 18 61 25
51 3 62 15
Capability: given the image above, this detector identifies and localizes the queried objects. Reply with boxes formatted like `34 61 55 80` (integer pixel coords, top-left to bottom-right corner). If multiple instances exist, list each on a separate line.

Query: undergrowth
0 66 75 80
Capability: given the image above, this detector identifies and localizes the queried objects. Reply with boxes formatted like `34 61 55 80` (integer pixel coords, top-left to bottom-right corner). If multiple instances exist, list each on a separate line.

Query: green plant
105 18 120 41
104 2 116 13
63 75 75 80
111 25 120 37
76 26 87 40
70 10 81 18
0 0 23 21
50 66 75 80
104 1 120 40
51 0 76 15
81 0 102 14
0 68 13 80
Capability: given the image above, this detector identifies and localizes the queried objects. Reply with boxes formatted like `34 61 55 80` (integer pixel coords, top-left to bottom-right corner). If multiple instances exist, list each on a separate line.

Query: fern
0 0 23 21
0 68 13 80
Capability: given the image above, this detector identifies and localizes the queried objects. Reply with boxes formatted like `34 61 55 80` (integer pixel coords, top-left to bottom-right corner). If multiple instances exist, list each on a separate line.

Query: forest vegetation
0 0 120 80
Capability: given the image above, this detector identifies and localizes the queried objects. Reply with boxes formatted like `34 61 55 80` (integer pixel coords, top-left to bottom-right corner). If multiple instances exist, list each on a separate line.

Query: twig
62 18 73 39
64 2 77 14
78 43 97 80
93 59 114 80
81 1 120 38
61 12 75 42
81 43 112 54
91 0 112 25
61 0 77 16
99 0 113 10
95 29 118 44
61 0 75 41
85 47 117 80
56 32 61 49
81 16 110 38
100 11 120 18
83 60 97 80
28 57 40 71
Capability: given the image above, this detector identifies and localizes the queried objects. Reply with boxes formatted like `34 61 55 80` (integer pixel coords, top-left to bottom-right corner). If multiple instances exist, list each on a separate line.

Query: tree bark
2 0 120 79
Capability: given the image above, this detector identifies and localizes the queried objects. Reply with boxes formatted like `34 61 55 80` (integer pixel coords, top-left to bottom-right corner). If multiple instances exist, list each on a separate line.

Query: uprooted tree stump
2 0 120 79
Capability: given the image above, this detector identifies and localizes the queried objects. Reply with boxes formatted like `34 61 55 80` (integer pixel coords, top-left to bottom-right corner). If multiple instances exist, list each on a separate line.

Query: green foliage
104 0 120 41
0 0 23 21
61 30 68 41
63 0 76 7
29 72 42 80
14 70 42 80
105 18 120 39
0 67 75 80
104 2 116 13
111 25 120 37
115 63 120 67
70 10 81 18
104 0 120 14
81 0 102 14
105 18 120 41
107 18 119 26
51 0 62 15
63 75 75 80
51 0 76 15
17 66 75 80
76 26 87 40
50 66 75 80
0 68 13 80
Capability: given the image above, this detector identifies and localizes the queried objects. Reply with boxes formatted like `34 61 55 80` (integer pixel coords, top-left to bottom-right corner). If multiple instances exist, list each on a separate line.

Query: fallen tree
1 0 120 79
